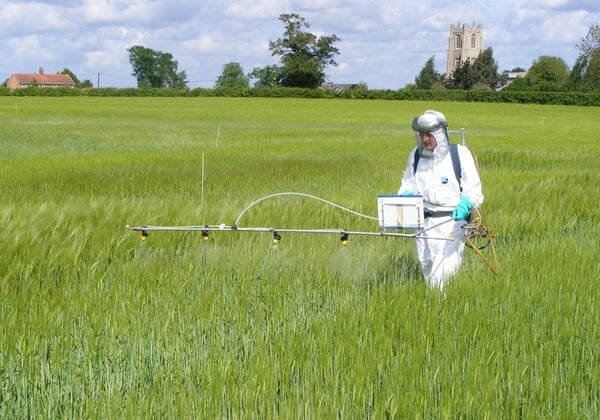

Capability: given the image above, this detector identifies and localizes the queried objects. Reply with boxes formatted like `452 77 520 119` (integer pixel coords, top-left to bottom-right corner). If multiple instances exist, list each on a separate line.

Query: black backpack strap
412 148 420 176
449 143 462 192
413 144 462 191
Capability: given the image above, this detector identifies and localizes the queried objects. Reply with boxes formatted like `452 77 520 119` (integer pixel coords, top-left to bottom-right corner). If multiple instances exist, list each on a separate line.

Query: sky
1 0 599 89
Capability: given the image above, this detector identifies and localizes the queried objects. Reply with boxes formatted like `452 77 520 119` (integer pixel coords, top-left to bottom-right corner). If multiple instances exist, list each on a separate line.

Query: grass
0 96 599 417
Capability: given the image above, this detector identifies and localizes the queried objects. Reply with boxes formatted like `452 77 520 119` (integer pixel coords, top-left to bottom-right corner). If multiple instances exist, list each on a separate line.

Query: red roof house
7 68 76 89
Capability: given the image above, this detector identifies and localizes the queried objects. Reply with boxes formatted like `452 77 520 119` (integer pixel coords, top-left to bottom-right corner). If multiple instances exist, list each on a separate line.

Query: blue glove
400 190 414 196
452 196 472 220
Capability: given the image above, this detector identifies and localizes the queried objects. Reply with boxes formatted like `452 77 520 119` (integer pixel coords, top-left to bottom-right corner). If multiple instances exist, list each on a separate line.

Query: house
6 68 76 89
496 71 528 91
321 82 362 91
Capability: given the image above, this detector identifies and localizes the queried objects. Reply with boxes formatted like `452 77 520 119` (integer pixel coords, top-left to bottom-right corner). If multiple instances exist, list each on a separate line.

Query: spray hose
233 191 378 227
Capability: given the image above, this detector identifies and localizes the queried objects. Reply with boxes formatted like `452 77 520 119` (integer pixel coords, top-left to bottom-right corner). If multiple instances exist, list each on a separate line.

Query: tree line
128 16 600 93
4 16 599 93
414 23 599 92
125 13 339 91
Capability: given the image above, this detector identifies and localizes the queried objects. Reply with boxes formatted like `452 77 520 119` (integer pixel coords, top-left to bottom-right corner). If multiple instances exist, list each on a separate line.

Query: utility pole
97 73 100 88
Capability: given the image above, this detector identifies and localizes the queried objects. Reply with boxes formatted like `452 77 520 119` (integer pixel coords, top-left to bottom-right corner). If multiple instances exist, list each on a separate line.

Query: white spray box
377 195 425 229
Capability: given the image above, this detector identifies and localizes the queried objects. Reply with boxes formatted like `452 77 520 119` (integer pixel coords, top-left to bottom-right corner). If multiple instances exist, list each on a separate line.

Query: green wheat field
1 96 599 418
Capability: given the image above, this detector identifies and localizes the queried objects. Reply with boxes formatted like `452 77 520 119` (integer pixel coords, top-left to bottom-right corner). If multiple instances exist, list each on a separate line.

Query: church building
446 23 483 78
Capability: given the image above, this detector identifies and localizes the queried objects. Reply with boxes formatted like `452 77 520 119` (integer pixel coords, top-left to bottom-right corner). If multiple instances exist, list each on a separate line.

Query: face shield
412 110 450 159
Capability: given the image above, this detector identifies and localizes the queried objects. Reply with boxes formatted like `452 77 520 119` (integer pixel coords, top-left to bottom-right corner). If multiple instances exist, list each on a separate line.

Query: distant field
1 96 598 417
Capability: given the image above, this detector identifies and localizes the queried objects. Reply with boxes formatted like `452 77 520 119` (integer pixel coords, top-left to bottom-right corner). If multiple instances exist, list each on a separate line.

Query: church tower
446 22 483 78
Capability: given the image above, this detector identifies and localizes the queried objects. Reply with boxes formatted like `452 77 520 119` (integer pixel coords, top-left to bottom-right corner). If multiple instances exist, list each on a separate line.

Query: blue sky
1 0 598 89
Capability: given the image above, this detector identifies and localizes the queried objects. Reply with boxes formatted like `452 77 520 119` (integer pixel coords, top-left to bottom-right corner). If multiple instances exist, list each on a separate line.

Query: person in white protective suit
398 110 484 288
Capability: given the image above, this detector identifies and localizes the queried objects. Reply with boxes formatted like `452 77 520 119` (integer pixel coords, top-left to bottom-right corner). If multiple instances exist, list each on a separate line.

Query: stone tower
446 22 483 78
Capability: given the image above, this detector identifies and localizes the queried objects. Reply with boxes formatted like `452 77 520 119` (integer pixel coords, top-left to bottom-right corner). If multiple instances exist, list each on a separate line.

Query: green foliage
279 54 323 88
505 76 535 92
2 86 83 96
414 56 442 89
447 48 499 90
471 48 500 89
80 79 94 88
447 59 474 89
1 85 600 105
59 68 80 85
269 13 341 88
576 22 600 57
1 97 599 417
127 45 188 89
526 55 569 86
581 50 600 91
566 54 589 91
215 62 250 89
472 82 493 91
56 68 93 88
248 65 282 87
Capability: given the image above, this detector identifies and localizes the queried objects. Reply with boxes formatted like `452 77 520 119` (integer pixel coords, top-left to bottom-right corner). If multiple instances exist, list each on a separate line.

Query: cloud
1 0 598 88
0 2 75 34
8 35 55 65
181 36 223 55
79 0 155 24
519 0 600 12
222 0 284 20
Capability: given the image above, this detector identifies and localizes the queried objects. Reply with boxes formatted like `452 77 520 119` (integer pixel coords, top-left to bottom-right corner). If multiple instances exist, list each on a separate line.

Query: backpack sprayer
126 191 452 245
126 129 498 274
126 190 497 274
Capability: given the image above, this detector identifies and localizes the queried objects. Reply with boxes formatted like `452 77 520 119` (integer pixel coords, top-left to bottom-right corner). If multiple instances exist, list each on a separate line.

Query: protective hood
412 110 450 160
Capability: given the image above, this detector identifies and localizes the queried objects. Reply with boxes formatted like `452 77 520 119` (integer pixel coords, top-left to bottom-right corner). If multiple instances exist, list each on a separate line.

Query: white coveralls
399 129 483 288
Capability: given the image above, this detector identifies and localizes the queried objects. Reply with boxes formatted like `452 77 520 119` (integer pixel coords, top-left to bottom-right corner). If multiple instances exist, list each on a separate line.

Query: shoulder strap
412 148 420 175
413 144 462 191
449 143 462 191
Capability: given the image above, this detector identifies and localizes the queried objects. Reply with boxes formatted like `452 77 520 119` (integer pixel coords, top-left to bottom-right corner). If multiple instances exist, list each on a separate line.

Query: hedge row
1 86 599 106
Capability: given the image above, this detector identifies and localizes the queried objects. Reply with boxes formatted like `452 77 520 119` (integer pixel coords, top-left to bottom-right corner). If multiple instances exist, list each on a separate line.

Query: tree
414 56 442 89
577 22 600 57
568 23 600 92
128 45 188 89
215 62 249 89
581 50 600 91
504 77 534 91
566 54 589 91
80 79 94 88
445 47 499 90
269 13 340 88
446 59 474 89
471 48 499 89
59 68 80 85
248 65 281 87
525 55 569 89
